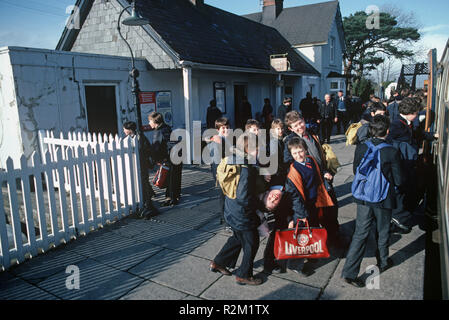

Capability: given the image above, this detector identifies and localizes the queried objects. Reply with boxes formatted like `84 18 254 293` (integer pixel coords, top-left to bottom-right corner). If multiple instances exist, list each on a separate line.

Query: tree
343 10 421 94
352 77 375 103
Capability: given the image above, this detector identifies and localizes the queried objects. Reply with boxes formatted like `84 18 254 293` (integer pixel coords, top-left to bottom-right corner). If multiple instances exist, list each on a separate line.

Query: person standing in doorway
239 96 253 129
206 99 223 130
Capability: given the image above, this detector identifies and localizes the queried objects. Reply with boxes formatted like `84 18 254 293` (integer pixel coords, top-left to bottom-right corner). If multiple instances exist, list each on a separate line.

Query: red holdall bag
274 219 330 260
152 164 170 189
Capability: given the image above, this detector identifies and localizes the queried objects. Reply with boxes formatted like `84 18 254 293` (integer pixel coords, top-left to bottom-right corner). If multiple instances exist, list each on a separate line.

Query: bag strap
293 218 312 239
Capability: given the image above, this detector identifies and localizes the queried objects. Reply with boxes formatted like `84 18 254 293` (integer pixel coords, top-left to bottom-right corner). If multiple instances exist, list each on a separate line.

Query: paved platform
0 133 427 301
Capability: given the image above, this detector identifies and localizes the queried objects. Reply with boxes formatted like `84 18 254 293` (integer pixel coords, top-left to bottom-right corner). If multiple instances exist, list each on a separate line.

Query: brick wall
71 0 176 69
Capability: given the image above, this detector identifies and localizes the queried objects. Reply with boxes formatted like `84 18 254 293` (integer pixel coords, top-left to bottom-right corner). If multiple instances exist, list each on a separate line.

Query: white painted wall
0 49 23 169
0 47 146 168
295 17 345 100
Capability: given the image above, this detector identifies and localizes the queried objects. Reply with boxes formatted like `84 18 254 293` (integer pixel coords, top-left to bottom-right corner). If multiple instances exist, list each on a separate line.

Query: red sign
139 92 156 131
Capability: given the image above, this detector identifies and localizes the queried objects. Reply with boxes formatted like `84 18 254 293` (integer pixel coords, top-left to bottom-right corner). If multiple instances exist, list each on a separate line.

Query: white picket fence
0 130 143 271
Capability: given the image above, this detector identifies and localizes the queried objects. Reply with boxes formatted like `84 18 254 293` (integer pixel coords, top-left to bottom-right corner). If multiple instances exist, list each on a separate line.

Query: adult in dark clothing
206 99 223 129
299 92 314 122
123 121 159 219
239 96 252 129
342 115 405 287
209 134 263 286
148 112 182 207
335 90 350 134
277 97 292 124
317 94 338 144
261 98 274 130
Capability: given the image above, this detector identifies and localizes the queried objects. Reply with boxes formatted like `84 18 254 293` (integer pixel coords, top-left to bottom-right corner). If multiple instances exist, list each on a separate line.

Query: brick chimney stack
262 0 283 23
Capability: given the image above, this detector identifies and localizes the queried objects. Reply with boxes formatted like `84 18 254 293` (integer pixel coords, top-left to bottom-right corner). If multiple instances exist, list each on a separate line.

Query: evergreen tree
343 11 420 93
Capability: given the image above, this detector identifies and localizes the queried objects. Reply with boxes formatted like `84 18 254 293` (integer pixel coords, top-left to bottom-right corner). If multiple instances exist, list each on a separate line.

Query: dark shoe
378 258 394 273
300 262 315 277
235 276 263 286
209 261 232 276
391 218 411 233
263 265 286 274
161 199 172 207
343 277 365 288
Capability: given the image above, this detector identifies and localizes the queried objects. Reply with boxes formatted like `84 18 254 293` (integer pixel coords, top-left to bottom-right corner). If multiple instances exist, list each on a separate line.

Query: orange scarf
287 156 334 208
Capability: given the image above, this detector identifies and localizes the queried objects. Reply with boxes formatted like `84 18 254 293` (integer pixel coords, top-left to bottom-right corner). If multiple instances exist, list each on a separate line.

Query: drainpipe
276 73 282 112
180 61 192 164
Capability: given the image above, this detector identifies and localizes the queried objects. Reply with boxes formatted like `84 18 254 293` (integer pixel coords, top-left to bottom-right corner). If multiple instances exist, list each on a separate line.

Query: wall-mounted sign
139 91 173 130
270 54 289 72
139 92 156 131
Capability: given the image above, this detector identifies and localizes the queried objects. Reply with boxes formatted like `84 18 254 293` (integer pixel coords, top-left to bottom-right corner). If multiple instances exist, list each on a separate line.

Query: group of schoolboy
207 111 340 286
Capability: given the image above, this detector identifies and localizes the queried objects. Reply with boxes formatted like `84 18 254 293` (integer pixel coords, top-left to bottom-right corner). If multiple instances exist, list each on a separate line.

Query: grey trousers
342 204 392 280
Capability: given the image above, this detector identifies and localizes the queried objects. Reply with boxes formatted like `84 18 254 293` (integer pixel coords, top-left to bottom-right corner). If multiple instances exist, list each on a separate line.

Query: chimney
262 0 283 23
189 0 204 6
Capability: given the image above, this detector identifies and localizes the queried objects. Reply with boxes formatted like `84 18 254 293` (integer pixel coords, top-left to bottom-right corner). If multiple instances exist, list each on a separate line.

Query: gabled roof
244 0 344 48
57 0 319 75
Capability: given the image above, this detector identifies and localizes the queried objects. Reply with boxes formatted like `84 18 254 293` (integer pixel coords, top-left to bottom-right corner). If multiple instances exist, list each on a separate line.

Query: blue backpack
352 141 391 203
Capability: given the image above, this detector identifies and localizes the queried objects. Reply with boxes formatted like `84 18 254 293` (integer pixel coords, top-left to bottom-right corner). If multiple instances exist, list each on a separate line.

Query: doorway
84 85 119 136
234 84 247 129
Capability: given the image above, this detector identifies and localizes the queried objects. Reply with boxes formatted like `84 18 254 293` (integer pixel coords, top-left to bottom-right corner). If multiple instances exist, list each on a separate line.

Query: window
330 37 335 64
330 81 339 90
214 82 226 113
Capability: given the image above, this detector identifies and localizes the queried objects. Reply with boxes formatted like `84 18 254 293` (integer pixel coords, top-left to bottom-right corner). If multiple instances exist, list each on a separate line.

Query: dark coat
285 158 320 223
224 164 260 231
206 106 223 129
353 138 405 209
147 123 173 164
318 100 337 120
387 102 400 123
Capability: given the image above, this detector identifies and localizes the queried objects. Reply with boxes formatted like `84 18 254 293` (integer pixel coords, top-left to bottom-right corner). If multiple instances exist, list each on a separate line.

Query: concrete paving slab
263 257 341 290
109 217 157 238
189 233 234 261
200 273 321 300
120 280 189 300
198 218 233 237
8 249 87 284
152 201 222 230
128 249 221 296
131 220 215 254
89 241 164 272
0 275 59 300
37 258 144 300
321 247 425 300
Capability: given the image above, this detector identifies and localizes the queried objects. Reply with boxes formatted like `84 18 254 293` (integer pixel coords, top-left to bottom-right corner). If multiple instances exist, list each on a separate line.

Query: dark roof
131 0 318 74
244 1 342 47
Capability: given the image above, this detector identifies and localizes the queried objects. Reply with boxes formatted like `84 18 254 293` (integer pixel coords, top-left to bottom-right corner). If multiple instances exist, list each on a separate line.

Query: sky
0 0 448 69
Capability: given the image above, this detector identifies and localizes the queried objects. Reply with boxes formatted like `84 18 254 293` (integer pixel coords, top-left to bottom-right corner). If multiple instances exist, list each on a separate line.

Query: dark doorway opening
234 84 247 129
85 85 118 136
